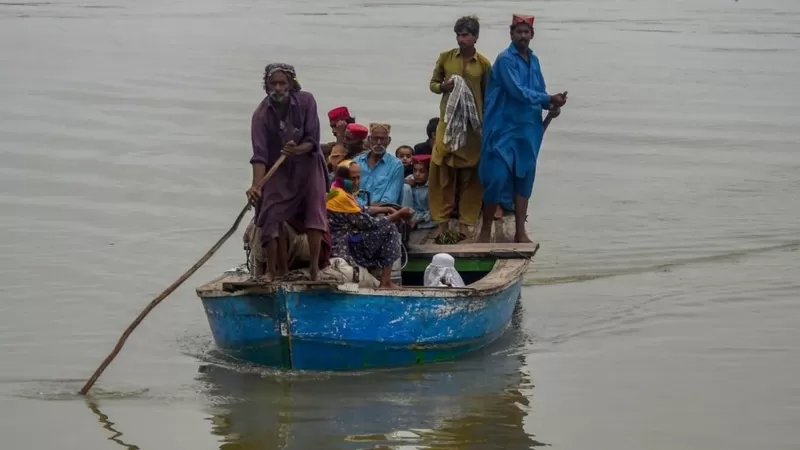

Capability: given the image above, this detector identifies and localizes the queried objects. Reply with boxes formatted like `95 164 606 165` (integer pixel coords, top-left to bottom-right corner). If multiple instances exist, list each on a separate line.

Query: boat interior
197 213 538 296
400 214 538 287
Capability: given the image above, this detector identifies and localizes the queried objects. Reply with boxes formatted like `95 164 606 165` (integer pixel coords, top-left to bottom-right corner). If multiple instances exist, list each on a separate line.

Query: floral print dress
328 210 402 269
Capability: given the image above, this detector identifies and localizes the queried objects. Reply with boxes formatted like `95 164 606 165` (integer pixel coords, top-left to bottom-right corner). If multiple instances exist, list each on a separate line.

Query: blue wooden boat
195 216 538 371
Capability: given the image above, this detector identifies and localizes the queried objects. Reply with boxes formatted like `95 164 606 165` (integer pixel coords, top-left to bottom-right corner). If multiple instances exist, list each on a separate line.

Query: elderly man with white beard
352 123 405 206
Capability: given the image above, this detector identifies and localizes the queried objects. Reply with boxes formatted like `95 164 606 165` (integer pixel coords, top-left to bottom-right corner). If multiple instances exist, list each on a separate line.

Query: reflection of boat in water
195 215 538 371
198 301 548 449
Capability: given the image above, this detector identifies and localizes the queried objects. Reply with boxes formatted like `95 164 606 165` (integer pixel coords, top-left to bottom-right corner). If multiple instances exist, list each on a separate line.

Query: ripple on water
8 378 149 401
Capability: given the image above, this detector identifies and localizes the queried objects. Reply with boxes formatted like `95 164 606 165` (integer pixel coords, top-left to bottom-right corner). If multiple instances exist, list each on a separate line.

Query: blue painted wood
201 294 285 367
200 280 521 371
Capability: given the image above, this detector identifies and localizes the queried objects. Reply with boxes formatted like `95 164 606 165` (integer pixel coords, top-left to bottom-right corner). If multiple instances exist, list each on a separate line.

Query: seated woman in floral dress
327 161 412 289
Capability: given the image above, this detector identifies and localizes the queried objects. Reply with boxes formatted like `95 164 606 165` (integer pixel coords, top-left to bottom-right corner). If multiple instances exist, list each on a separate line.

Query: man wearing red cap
478 14 568 243
341 123 369 158
321 106 356 157
327 123 369 176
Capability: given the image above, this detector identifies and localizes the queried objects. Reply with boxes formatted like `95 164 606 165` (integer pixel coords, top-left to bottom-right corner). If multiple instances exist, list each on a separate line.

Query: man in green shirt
429 16 492 238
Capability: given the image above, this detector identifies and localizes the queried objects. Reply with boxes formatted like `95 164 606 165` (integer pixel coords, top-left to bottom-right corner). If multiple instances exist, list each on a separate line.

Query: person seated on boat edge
353 126 414 243
244 218 332 277
245 62 328 281
347 157 413 243
353 123 405 206
428 15 492 241
478 13 568 244
327 161 412 289
402 155 437 230
396 145 415 178
424 253 465 287
413 117 439 156
321 106 355 158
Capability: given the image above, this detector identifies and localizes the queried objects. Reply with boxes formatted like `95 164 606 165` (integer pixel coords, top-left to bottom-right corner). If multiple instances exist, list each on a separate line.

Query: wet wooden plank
407 211 522 247
407 227 437 246
407 242 540 259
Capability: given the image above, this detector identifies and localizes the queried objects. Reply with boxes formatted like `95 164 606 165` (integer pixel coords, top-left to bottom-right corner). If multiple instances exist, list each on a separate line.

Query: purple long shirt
250 91 328 240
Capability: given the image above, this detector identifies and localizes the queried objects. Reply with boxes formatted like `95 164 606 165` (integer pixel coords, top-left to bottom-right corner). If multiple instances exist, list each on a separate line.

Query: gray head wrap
262 63 301 93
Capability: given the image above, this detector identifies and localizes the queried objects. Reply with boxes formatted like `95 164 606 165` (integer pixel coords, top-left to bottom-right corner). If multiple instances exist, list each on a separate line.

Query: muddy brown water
1 0 799 448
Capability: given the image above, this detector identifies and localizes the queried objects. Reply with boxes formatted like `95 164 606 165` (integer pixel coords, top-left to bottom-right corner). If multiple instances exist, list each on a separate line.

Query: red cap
327 106 351 122
412 154 432 165
512 14 535 27
346 123 368 140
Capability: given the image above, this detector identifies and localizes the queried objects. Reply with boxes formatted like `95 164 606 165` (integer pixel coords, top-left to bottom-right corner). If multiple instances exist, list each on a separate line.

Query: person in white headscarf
424 253 466 287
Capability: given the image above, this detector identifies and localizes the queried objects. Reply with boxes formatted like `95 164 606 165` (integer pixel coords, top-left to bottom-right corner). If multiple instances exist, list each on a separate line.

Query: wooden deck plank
407 210 524 248
406 213 538 259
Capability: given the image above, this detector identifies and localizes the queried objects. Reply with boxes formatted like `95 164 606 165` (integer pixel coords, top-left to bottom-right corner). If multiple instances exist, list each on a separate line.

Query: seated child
401 155 436 230
395 145 414 178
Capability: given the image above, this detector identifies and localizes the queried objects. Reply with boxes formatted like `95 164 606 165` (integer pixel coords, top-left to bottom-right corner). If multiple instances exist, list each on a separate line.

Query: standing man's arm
247 110 268 203
494 56 551 107
334 120 347 147
430 53 455 94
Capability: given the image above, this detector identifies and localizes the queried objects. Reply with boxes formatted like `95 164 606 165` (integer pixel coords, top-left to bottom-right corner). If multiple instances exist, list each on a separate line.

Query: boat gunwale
196 257 530 300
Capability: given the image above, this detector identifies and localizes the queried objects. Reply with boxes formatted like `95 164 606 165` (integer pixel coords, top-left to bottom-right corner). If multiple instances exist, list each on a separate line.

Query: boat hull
200 280 522 371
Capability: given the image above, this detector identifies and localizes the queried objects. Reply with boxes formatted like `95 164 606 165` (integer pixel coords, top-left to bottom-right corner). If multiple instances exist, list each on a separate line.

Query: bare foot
309 266 320 282
378 281 400 289
257 273 274 283
514 231 533 243
458 224 474 240
494 206 504 220
476 226 492 243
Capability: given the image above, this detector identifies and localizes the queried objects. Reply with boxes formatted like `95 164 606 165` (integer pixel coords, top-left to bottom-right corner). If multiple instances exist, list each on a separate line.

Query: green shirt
429 48 492 168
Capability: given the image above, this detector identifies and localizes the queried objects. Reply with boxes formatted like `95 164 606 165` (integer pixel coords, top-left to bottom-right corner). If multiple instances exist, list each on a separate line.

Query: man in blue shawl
477 14 568 243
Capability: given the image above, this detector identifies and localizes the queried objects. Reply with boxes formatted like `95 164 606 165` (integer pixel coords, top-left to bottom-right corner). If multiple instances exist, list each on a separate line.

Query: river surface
1 0 799 448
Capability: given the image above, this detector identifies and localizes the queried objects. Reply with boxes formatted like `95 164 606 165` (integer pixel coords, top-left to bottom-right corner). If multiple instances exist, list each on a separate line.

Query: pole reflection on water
196 301 548 449
85 401 141 450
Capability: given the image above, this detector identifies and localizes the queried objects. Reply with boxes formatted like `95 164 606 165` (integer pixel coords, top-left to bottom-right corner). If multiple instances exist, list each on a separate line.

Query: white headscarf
423 253 465 288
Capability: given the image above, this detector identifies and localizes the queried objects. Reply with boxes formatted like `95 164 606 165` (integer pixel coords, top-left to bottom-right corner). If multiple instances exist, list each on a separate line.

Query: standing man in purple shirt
245 63 328 282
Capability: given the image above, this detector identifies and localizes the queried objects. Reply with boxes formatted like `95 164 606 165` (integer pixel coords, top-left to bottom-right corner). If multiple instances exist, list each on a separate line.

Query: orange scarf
326 187 361 214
